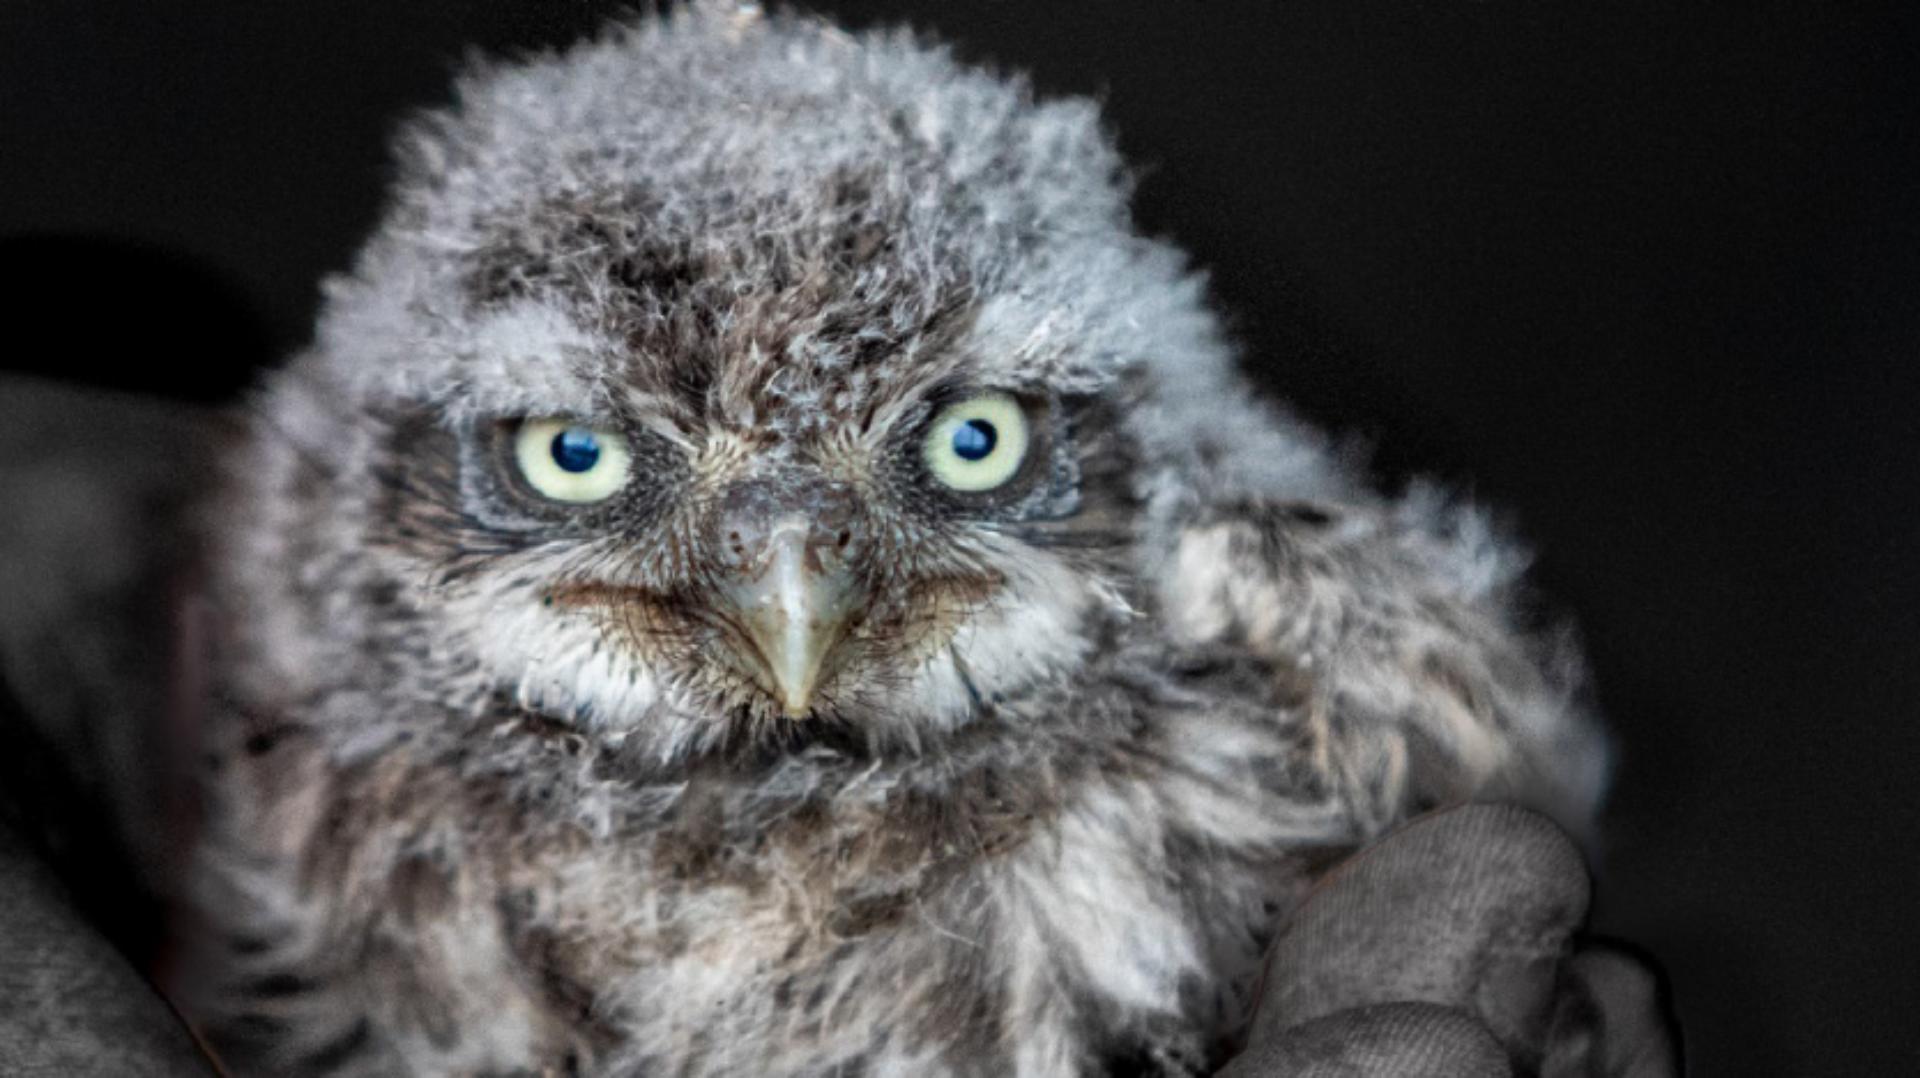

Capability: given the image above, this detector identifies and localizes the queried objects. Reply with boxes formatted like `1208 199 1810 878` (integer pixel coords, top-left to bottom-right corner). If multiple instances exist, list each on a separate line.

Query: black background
3 2 1916 1073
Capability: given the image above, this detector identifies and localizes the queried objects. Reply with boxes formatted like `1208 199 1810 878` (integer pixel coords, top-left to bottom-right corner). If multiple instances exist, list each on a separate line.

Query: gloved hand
0 822 215 1076
1220 803 1678 1077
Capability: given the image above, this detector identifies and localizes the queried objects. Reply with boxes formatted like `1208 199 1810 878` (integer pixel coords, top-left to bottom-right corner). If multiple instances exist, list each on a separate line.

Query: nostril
713 480 864 570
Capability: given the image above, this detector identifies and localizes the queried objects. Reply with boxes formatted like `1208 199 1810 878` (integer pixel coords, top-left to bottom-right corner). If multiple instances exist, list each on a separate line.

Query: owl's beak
720 517 862 717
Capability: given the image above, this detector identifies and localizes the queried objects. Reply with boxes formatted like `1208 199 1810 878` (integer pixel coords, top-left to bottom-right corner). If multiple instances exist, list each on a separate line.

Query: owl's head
230 4 1328 763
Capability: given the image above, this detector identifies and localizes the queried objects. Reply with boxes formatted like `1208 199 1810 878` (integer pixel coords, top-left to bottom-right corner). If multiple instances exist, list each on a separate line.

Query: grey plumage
183 4 1610 1075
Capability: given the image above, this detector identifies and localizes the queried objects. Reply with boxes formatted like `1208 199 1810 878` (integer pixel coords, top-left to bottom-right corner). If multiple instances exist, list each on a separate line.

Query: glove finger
1248 802 1589 1061
1218 1002 1511 1078
1541 944 1679 1078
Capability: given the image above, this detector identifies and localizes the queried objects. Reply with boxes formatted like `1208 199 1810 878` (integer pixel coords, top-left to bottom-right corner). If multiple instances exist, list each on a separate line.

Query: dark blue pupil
952 419 997 461
549 428 601 473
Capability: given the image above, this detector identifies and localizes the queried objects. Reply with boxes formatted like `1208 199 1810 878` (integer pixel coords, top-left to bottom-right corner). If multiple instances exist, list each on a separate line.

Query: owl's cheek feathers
541 511 869 720
423 531 1103 749
941 549 1112 700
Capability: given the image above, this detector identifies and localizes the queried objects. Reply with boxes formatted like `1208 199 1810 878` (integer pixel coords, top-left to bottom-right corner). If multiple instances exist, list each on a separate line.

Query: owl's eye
923 392 1030 493
513 418 631 504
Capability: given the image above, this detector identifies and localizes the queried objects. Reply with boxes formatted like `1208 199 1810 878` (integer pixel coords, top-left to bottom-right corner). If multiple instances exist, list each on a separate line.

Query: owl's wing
1158 485 1610 840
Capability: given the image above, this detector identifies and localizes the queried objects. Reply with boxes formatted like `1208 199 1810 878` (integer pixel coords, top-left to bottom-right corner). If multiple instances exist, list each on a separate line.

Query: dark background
3 1 1915 1073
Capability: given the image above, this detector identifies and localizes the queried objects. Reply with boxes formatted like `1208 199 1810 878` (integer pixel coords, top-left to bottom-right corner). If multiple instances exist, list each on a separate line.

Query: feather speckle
186 4 1610 1075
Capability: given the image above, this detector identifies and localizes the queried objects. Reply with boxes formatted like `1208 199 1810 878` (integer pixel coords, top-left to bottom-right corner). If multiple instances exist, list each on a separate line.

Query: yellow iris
923 392 1030 493
513 418 632 504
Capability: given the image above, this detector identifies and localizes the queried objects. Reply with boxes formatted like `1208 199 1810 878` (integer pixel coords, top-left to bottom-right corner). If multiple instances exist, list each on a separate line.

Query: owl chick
185 5 1610 1076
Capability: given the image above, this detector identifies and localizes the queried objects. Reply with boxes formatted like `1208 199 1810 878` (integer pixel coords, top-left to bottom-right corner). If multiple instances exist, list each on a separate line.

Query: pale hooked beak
720 517 862 716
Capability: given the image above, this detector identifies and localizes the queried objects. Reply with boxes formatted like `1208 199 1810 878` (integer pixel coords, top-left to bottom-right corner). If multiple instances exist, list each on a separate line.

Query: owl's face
386 323 1132 758
235 7 1262 764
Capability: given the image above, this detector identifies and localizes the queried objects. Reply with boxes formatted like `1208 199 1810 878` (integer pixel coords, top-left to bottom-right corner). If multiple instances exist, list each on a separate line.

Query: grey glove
0 377 221 1074
0 822 216 1076
1221 803 1677 1077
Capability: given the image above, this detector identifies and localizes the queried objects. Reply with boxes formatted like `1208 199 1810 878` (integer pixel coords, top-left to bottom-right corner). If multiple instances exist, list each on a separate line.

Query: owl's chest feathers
229 669 1343 1073
506 718 1306 1071
531 729 1198 969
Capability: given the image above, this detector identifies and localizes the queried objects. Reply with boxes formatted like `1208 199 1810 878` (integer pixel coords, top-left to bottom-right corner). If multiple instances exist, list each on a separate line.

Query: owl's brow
601 390 700 450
